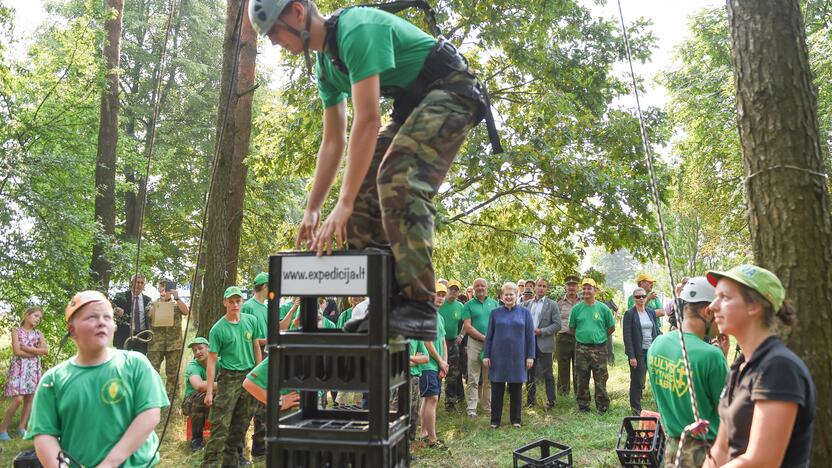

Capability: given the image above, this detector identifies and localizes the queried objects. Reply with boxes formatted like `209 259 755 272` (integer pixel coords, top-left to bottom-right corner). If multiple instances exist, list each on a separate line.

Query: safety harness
323 3 503 153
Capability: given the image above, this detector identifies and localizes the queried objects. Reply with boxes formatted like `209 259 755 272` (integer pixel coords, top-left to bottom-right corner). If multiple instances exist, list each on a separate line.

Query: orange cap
65 290 111 322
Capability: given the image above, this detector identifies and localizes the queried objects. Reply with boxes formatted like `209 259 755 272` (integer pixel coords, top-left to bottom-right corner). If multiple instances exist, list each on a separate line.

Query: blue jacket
622 307 661 359
483 305 536 383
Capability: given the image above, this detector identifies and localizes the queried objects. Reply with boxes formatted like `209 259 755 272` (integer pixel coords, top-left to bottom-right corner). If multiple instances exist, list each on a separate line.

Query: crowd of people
0 265 819 467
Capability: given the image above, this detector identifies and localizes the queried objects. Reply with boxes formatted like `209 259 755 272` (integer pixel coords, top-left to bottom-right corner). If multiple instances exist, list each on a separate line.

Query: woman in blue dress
483 282 535 427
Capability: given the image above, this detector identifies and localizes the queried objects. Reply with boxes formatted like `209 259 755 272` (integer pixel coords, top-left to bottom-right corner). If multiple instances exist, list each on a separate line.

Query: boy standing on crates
202 286 264 467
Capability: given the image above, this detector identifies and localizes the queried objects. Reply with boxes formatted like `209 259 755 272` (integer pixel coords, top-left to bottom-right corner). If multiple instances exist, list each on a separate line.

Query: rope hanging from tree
614 1 713 465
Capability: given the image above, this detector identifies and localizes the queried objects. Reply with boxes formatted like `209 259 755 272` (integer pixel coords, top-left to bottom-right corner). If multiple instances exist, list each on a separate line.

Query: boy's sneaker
428 440 450 452
189 438 204 452
0 431 10 441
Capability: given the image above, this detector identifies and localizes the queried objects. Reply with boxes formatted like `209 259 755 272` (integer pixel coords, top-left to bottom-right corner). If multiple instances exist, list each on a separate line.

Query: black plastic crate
513 439 572 467
13 451 43 468
615 416 665 467
278 409 409 442
268 425 410 468
273 336 409 392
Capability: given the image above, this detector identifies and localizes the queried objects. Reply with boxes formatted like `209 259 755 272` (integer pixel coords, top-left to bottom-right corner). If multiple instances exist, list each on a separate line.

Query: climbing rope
614 1 713 465
144 0 250 465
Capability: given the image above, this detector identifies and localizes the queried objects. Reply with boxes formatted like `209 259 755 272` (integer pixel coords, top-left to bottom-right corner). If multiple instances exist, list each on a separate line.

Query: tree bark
90 0 124 289
197 0 255 337
728 0 832 462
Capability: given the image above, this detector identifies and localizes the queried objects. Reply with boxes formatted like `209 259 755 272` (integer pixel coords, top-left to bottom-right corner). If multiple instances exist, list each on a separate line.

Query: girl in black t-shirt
704 265 815 467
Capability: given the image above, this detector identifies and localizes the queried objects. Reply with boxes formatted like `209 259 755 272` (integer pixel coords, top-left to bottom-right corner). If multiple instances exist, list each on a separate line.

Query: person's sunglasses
634 295 647 299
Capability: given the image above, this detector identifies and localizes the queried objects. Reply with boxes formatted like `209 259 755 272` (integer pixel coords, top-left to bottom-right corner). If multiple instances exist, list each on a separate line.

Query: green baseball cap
564 275 581 284
188 337 209 348
254 272 269 287
707 264 785 311
223 286 244 299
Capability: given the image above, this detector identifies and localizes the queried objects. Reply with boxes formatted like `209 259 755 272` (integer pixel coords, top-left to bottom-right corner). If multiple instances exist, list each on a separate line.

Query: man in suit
112 273 152 354
523 278 561 409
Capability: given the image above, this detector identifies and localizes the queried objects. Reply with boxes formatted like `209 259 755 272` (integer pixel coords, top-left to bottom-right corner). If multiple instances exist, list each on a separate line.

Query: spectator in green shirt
439 280 465 411
462 278 500 417
569 278 615 413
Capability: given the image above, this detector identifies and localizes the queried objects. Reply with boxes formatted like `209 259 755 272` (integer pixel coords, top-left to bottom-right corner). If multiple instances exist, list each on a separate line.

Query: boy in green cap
27 291 169 467
202 286 264 467
182 337 217 452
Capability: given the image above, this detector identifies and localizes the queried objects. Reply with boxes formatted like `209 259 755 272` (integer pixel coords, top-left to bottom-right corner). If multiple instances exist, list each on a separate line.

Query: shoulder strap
324 8 349 75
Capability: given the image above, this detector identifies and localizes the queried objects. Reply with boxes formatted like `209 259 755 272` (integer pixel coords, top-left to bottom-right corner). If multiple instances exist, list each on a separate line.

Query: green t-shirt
462 296 500 335
568 301 615 345
26 350 169 467
647 331 727 440
242 296 268 340
336 307 353 328
246 356 291 396
208 314 262 371
438 300 464 339
420 315 446 372
409 340 428 377
288 310 337 330
316 7 437 108
279 302 296 320
183 359 218 398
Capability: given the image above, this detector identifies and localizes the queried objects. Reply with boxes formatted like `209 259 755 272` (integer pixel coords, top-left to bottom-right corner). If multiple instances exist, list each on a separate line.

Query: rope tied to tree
615 1 715 465
746 164 828 181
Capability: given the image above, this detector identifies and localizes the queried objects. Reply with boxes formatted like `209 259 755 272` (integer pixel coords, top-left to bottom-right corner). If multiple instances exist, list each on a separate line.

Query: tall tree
197 0 255 336
728 0 832 460
90 0 124 289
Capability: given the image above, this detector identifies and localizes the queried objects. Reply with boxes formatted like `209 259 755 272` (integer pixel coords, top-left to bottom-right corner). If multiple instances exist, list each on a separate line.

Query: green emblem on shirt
649 355 690 398
101 378 127 405
245 331 252 341
594 312 600 320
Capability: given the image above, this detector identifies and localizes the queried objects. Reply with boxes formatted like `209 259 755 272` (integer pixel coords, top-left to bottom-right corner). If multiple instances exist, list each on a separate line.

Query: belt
576 342 606 347
558 332 575 337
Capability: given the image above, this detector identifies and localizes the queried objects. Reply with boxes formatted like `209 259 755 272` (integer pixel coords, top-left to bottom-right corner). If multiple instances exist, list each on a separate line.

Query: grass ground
0 333 657 467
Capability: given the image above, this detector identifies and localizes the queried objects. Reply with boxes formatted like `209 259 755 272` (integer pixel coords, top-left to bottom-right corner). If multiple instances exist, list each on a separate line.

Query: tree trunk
91 0 124 289
728 0 832 462
197 0 255 337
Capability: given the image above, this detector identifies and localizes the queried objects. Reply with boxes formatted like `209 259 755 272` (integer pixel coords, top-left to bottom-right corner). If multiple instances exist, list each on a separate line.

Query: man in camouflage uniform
568 278 615 413
147 279 189 401
250 0 492 341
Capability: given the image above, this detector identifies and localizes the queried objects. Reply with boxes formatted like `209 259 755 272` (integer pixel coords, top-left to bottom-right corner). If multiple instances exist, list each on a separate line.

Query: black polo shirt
718 335 815 467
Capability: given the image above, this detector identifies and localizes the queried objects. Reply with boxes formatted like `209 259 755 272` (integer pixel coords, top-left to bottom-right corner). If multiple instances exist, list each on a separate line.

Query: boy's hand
281 392 301 410
312 201 353 256
295 209 320 250
204 392 213 407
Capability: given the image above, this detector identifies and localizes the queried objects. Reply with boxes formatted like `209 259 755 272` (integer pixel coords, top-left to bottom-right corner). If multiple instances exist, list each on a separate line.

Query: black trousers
629 349 649 414
491 382 523 426
527 348 556 406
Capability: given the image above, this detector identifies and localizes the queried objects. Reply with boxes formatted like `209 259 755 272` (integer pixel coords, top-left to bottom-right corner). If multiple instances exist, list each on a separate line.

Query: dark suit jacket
112 291 151 349
622 307 661 359
523 297 561 353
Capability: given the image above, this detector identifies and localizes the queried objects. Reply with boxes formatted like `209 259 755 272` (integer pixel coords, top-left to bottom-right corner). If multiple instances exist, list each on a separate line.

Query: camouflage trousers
409 376 421 440
347 71 480 302
575 343 610 412
443 339 464 408
147 326 183 402
665 436 711 467
182 391 210 440
202 368 253 468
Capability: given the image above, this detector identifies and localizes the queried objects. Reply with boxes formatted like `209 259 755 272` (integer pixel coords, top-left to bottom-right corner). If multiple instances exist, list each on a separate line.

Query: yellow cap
636 272 656 283
435 282 448 294
65 290 111 322
581 278 597 287
447 280 463 290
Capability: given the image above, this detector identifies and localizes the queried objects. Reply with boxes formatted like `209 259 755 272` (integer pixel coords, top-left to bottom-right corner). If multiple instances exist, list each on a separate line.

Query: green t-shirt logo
101 378 127 405
649 355 690 398
593 312 600 320
245 331 252 341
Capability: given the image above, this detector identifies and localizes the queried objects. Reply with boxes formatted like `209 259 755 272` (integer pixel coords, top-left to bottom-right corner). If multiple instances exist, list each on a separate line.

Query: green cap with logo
706 264 785 311
224 285 244 299
254 272 269 287
188 337 209 348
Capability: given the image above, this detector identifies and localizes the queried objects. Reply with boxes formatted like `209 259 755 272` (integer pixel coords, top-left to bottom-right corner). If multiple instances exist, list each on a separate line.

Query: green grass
0 334 654 467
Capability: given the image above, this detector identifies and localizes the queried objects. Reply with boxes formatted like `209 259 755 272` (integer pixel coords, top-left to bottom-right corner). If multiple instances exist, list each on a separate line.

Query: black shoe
578 406 590 413
190 438 204 452
251 442 266 457
353 297 438 341
546 401 556 410
238 454 252 467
